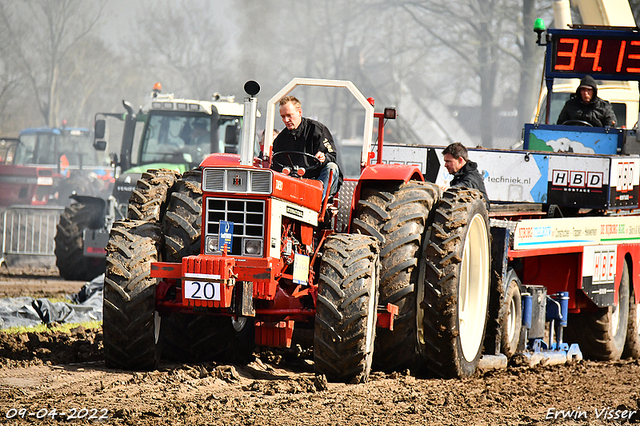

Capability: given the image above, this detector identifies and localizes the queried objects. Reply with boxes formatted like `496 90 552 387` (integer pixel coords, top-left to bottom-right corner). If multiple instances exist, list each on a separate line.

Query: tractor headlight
205 235 218 254
243 238 262 256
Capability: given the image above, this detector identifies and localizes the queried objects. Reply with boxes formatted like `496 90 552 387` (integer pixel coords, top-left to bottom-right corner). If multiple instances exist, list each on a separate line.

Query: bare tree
236 0 400 138
517 0 542 126
60 35 141 127
0 3 23 133
232 0 561 147
0 0 106 127
393 0 524 146
131 0 236 100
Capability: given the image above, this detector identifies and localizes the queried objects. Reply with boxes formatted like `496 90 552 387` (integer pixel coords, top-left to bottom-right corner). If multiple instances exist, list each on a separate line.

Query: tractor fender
349 164 424 220
70 194 106 213
358 163 424 183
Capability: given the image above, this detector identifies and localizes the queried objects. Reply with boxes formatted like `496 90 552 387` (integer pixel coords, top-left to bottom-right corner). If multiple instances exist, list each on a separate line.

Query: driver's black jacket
557 76 617 127
272 117 343 184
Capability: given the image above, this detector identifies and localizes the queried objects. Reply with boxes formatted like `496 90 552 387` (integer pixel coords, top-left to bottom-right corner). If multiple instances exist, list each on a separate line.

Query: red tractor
103 79 490 382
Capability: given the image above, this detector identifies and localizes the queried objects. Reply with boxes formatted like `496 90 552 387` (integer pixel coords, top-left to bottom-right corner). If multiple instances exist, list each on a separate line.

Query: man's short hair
442 142 469 161
279 95 302 110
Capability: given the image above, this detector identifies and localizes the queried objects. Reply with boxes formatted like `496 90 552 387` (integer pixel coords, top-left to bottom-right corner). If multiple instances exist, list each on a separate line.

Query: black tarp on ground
0 274 103 329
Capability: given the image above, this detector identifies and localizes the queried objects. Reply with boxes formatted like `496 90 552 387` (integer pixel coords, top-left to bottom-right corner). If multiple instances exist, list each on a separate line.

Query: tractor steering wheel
561 120 593 127
272 151 322 175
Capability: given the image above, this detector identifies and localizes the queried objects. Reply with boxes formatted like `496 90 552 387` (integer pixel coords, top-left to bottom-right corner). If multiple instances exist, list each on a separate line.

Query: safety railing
1 205 64 266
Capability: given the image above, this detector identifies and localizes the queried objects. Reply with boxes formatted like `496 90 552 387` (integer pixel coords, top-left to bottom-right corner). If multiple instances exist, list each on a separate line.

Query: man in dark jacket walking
272 96 342 200
557 75 617 127
442 142 489 210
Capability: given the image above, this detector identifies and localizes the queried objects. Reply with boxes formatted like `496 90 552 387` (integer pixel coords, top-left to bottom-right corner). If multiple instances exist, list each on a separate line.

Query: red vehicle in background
0 136 54 207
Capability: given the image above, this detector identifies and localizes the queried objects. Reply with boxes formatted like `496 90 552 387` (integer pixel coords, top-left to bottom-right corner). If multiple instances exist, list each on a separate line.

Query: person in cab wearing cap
272 96 342 200
557 75 617 127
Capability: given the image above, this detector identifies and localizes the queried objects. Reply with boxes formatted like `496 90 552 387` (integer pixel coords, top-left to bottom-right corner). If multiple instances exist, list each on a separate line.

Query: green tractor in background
54 84 246 281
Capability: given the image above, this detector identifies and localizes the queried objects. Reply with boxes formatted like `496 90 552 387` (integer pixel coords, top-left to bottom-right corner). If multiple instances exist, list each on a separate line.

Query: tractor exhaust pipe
240 80 260 166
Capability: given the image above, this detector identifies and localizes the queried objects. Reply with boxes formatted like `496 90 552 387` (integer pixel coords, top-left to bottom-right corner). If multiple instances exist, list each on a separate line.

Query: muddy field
2 269 640 425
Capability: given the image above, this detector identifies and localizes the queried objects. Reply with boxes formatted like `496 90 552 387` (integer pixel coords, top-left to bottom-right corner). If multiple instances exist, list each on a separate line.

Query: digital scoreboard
547 28 640 80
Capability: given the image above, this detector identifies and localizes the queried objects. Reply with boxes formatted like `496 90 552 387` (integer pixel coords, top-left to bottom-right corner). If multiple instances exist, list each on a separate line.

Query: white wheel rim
611 303 620 334
505 293 517 344
458 213 490 362
365 259 378 355
232 316 247 332
154 311 161 344
415 229 431 349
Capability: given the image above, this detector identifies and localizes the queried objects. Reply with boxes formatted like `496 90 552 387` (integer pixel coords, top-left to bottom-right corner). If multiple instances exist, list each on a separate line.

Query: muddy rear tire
127 169 181 222
421 188 490 378
54 202 105 281
314 234 380 383
352 181 439 372
566 261 629 361
103 220 162 370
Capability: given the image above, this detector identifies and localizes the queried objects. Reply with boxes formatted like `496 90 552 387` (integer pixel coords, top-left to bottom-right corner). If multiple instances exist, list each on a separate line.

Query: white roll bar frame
264 78 375 168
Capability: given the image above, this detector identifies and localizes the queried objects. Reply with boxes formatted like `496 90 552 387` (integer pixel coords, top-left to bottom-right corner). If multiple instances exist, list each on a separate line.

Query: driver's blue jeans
318 162 340 200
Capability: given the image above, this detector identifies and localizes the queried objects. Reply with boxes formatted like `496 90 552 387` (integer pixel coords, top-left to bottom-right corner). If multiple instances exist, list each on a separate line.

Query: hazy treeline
0 0 638 146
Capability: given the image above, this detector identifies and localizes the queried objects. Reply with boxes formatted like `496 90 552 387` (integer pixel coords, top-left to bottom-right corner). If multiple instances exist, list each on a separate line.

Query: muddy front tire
314 234 380 383
352 181 439 372
127 169 181 222
567 261 629 361
103 220 162 370
54 202 105 281
421 188 491 378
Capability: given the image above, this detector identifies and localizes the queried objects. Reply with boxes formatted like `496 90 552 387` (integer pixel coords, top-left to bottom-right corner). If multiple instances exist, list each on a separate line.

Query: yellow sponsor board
513 216 640 250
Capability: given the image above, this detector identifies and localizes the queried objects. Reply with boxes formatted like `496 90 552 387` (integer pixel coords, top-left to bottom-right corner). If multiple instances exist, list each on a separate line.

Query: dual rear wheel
355 183 492 378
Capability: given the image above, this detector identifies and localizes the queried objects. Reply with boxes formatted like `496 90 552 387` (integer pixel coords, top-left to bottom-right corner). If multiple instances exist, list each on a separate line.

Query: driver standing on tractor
557 75 617 127
272 96 342 200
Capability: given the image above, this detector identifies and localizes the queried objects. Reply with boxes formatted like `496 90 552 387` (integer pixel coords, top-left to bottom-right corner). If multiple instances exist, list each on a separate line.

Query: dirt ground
2 268 640 425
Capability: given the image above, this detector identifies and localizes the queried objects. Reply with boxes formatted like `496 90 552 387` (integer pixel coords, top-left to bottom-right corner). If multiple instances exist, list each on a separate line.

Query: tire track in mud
2 326 640 425
2 273 640 425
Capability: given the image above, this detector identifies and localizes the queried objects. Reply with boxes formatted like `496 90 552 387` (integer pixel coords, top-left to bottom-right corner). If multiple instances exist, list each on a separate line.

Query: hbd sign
610 158 640 207
551 169 604 189
547 155 610 208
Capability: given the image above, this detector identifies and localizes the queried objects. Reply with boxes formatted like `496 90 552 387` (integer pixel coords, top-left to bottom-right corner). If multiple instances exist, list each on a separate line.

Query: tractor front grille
204 197 266 256
203 168 272 194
